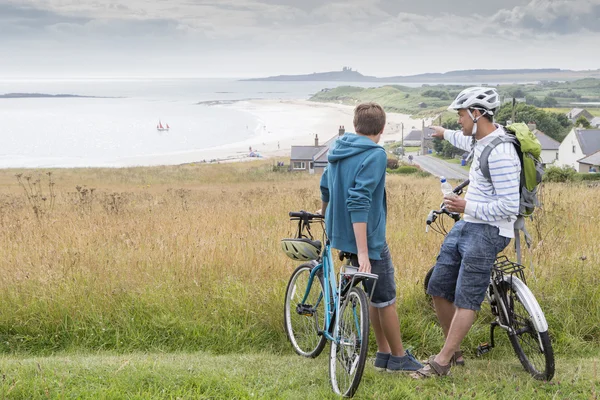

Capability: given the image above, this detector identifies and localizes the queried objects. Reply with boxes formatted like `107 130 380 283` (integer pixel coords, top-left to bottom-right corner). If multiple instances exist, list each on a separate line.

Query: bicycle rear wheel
329 286 369 398
284 263 327 358
499 280 555 381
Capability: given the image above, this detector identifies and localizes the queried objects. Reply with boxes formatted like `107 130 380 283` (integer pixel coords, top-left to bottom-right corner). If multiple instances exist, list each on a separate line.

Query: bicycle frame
300 241 378 343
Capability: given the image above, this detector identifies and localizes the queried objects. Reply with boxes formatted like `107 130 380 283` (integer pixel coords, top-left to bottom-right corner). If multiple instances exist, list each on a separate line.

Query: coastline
120 99 426 166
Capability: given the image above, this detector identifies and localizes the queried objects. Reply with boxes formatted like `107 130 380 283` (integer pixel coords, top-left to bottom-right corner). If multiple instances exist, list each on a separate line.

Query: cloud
2 0 600 77
493 0 600 34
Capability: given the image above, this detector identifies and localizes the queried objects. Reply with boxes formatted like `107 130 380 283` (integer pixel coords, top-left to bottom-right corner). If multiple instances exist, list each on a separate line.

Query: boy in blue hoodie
319 103 422 372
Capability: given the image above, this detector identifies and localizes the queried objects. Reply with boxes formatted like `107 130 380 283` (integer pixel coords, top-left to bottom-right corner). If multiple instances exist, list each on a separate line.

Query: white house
591 117 600 128
534 130 560 167
556 128 600 172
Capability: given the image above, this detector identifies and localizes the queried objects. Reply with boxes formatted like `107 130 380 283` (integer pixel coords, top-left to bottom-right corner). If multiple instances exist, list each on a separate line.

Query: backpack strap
465 136 476 164
513 215 532 265
478 135 517 183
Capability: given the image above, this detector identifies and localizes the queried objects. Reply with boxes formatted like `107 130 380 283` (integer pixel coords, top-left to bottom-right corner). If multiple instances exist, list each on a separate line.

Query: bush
543 165 577 182
387 158 399 169
577 172 600 181
388 166 419 174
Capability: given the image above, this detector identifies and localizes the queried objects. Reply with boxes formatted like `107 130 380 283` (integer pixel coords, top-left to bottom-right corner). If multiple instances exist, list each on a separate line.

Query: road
408 153 469 180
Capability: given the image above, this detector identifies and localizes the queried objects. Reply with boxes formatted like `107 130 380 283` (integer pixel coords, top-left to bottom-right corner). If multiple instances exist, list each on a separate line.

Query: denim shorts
426 221 511 311
351 243 396 308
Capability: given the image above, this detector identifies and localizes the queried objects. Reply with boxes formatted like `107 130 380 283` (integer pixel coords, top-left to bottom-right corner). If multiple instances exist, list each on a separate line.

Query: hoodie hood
328 133 382 163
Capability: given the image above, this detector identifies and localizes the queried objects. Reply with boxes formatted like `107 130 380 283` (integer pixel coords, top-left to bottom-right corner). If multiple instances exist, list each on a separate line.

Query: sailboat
157 120 170 132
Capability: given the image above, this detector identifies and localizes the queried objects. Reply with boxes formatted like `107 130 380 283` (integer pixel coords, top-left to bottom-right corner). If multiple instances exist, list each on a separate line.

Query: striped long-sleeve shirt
444 125 521 238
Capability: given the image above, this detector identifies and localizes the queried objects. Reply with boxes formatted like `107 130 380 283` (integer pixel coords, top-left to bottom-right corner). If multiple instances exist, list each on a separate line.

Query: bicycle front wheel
500 279 555 381
284 263 327 358
329 286 369 398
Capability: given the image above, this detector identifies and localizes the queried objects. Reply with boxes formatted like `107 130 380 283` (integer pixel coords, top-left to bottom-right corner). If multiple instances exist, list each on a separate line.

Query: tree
525 95 540 107
441 140 464 158
576 116 591 128
432 119 464 158
541 96 558 108
495 102 572 142
511 89 525 98
433 137 444 154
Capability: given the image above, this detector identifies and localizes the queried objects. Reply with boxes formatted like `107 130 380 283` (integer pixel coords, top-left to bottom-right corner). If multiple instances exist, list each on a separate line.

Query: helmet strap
467 108 490 136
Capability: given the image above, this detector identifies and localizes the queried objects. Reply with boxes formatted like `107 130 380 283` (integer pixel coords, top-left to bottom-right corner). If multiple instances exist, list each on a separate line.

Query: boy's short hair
353 102 386 136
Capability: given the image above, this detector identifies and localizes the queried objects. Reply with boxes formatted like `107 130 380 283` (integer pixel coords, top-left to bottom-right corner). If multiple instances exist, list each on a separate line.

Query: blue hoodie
320 133 387 260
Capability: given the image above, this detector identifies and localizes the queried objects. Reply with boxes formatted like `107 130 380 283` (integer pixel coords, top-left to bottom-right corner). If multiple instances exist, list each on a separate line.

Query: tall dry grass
0 161 597 357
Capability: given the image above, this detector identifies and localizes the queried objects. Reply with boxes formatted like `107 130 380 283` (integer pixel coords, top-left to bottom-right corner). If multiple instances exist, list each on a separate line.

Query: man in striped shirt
414 87 521 378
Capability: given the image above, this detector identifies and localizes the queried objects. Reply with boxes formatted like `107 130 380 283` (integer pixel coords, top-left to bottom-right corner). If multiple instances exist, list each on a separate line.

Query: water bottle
440 176 455 198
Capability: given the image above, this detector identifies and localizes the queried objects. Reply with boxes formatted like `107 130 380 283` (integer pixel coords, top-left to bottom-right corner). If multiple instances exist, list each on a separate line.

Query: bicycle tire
284 263 327 358
329 286 370 398
498 280 555 381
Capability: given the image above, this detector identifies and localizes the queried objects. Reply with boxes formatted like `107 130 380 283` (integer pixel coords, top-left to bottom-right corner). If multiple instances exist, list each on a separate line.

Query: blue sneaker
386 350 423 373
374 352 390 372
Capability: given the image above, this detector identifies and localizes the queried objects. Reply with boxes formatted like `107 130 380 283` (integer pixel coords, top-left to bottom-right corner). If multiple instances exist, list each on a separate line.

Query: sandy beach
124 99 427 166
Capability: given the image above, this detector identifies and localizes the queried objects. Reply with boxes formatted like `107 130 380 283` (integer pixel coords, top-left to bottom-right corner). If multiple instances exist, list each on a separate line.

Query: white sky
2 0 600 78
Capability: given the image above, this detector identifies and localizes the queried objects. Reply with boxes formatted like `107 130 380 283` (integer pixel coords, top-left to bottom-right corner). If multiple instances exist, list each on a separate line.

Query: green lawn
0 352 596 399
431 153 470 170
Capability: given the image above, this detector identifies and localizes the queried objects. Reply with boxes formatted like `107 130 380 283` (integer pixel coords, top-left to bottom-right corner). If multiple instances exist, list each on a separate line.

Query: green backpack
479 122 544 217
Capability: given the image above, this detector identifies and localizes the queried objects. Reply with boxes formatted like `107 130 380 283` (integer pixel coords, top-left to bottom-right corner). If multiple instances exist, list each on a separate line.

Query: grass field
0 352 597 399
0 160 598 397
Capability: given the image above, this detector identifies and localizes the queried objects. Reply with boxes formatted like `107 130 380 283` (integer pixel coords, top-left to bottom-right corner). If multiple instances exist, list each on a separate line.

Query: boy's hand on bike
358 253 371 274
443 196 466 213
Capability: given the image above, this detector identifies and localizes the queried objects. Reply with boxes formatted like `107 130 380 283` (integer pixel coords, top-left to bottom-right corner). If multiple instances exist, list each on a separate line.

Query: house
556 128 600 172
403 126 434 152
566 108 594 124
289 143 324 173
535 130 560 166
289 126 345 174
578 150 600 172
591 117 600 128
527 123 560 166
403 129 422 147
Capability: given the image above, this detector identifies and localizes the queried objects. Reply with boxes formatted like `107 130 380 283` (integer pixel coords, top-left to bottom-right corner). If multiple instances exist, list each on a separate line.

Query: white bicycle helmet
281 238 322 261
448 87 501 115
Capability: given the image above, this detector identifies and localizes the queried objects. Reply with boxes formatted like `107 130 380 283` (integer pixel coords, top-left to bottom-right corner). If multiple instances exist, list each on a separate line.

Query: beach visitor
415 87 520 378
319 102 423 373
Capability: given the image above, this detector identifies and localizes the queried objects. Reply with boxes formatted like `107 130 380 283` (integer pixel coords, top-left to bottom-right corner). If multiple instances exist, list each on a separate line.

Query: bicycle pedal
296 304 314 316
476 343 493 356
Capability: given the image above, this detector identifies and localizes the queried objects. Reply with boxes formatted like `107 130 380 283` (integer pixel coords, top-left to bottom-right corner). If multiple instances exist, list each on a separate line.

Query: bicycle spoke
330 287 369 397
503 282 554 380
284 265 327 358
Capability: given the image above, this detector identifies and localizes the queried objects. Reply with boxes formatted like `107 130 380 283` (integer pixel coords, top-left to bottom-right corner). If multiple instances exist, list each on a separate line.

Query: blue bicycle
282 211 378 398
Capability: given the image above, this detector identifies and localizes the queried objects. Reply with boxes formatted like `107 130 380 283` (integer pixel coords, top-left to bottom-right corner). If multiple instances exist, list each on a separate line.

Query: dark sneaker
374 352 390 372
386 350 423 373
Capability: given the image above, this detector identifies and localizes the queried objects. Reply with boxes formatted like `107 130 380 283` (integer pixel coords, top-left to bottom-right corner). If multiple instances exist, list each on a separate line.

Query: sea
0 78 408 168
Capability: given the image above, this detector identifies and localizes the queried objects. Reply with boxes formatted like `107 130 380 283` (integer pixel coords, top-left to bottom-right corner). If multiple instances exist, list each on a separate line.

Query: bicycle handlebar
426 179 469 228
289 211 324 220
426 208 461 225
